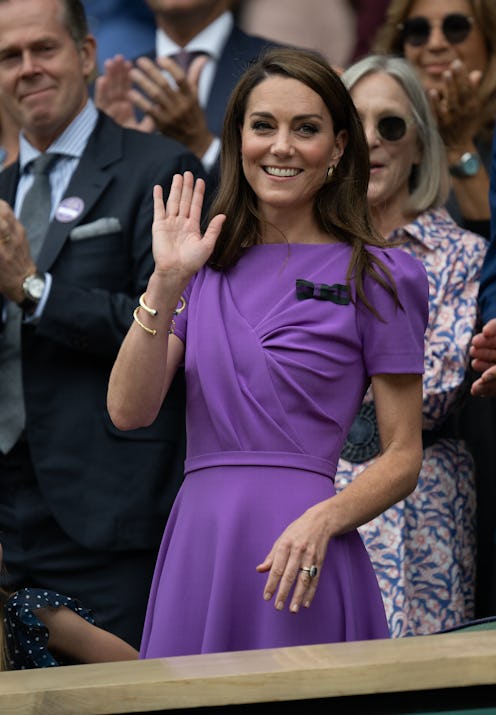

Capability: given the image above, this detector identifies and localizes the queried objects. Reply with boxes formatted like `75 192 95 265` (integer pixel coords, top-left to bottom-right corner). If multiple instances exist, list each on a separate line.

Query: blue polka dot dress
3 588 95 669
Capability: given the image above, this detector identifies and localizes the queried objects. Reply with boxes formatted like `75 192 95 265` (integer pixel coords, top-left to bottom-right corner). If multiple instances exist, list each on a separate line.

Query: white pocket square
70 217 122 240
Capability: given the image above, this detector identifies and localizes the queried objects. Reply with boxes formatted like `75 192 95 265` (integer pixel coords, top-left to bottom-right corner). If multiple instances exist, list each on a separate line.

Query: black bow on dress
295 279 350 305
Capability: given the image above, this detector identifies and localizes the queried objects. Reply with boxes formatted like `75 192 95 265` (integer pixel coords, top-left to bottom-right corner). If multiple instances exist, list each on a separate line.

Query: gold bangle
175 296 186 315
133 306 157 336
168 296 186 335
139 293 158 316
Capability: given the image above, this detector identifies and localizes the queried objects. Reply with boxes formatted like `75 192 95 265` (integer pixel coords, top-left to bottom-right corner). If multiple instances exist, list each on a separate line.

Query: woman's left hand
256 501 331 613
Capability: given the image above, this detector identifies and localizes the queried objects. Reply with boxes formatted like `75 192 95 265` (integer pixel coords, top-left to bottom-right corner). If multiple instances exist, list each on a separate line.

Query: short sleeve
358 247 429 376
3 588 95 669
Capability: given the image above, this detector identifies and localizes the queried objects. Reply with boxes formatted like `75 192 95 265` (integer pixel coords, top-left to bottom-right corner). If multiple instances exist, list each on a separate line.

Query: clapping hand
427 58 482 151
96 54 215 159
94 55 155 133
470 318 496 396
130 54 214 158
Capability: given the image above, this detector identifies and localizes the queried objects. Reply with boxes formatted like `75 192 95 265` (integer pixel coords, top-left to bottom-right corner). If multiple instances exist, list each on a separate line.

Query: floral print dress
336 208 488 637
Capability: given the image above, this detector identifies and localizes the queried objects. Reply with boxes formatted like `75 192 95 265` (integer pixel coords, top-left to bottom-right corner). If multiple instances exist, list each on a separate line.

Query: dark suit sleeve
478 126 496 324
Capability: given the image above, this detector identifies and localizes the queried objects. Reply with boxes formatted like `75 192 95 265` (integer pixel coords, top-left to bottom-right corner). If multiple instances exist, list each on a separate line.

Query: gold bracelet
168 296 187 335
175 295 186 315
133 306 157 336
139 293 158 316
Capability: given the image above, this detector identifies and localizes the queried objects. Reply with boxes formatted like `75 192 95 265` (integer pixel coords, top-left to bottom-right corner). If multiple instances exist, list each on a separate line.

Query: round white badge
55 197 85 223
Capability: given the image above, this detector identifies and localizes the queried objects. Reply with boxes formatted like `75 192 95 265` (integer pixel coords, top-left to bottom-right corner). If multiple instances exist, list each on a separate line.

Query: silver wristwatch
449 151 481 178
19 271 46 313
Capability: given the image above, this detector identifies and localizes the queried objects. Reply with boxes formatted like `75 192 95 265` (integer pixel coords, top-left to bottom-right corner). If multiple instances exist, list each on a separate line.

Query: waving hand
152 171 225 280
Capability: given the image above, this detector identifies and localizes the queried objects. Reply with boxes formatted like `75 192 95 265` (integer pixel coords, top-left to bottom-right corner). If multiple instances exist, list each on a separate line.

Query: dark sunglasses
375 115 415 142
398 13 474 47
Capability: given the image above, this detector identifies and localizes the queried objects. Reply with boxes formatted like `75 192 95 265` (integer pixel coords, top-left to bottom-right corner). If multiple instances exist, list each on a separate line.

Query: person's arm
429 59 489 224
107 172 225 430
256 372 423 613
36 606 138 663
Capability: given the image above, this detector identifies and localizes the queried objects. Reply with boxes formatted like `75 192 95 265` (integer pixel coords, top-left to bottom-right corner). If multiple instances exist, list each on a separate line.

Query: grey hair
341 54 450 213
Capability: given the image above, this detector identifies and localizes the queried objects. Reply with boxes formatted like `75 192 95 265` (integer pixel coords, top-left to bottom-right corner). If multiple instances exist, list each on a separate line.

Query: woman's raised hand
152 171 225 279
428 59 482 150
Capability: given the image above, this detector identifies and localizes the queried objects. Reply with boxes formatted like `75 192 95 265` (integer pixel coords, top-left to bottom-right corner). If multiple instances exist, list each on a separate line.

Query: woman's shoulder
365 244 429 323
367 243 427 280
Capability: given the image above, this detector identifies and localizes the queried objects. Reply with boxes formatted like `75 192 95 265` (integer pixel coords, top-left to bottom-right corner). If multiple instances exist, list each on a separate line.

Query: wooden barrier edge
0 629 495 714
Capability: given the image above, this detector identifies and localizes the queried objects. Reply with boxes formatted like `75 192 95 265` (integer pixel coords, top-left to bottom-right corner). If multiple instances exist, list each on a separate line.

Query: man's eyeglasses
375 115 415 142
398 13 474 47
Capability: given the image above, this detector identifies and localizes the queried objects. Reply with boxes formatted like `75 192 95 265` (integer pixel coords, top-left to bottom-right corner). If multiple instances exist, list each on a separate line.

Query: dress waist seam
185 451 336 480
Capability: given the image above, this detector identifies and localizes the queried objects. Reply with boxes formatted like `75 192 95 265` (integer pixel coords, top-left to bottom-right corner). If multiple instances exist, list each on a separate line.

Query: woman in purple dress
107 47 429 658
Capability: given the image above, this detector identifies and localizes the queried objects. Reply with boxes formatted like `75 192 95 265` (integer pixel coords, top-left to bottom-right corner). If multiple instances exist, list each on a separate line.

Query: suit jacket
0 112 205 550
478 125 496 323
205 26 278 137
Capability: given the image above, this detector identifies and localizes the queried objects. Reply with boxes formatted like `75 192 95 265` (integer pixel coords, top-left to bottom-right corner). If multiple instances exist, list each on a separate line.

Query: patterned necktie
170 49 205 72
19 153 58 259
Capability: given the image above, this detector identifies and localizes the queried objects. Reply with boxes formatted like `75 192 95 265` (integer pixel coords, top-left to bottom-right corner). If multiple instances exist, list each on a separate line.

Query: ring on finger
0 234 11 243
299 565 318 578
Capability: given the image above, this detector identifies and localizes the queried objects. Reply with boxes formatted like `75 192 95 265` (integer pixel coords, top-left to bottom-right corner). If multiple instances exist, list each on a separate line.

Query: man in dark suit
0 0 205 650
471 125 496 395
468 124 496 617
94 0 278 173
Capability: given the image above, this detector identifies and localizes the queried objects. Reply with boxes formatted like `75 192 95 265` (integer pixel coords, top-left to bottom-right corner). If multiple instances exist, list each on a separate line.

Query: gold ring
0 234 11 243
299 565 318 578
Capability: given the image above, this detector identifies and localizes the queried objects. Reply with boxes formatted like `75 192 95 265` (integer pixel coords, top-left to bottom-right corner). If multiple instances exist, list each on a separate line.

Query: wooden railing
1 629 496 715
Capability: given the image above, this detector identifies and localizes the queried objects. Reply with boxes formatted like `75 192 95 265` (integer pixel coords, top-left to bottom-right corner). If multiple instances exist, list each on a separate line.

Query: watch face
463 155 480 176
24 274 45 300
451 152 481 177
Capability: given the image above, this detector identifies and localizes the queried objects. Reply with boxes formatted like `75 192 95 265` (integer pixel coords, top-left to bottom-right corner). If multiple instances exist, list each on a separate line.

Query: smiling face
240 75 346 223
402 0 489 94
0 0 96 150
350 71 421 222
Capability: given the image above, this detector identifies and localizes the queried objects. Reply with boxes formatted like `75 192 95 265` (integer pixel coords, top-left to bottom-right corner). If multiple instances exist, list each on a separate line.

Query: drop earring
327 165 335 180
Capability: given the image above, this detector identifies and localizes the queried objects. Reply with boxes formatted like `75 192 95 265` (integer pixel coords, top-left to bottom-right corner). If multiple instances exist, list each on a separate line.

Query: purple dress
140 243 428 658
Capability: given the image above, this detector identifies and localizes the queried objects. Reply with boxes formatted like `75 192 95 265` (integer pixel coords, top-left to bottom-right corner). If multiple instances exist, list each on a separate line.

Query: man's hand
470 318 496 396
94 55 155 133
128 54 215 158
0 200 36 303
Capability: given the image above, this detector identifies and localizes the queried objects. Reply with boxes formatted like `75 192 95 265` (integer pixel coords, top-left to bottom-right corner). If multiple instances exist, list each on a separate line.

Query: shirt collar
155 10 233 61
19 99 98 171
389 207 453 250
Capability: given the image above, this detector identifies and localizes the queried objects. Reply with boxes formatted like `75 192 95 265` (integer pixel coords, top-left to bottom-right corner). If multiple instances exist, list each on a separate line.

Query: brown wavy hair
373 0 496 144
208 47 401 316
